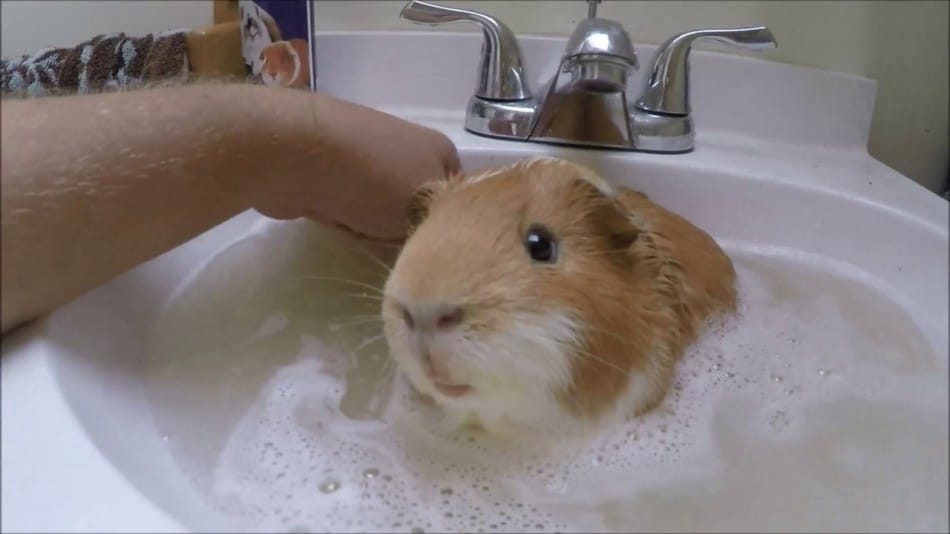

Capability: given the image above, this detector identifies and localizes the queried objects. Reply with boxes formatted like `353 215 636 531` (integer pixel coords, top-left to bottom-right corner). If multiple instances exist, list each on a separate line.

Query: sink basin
2 31 948 532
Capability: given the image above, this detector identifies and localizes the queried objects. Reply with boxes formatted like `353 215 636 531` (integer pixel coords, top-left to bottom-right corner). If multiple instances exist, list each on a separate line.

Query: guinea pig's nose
400 303 464 331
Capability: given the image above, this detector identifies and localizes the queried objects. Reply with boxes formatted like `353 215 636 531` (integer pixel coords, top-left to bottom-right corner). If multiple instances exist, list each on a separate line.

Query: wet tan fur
394 157 736 421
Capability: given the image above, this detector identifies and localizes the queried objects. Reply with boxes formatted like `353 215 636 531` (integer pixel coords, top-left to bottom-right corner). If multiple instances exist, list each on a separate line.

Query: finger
428 130 461 175
302 208 405 246
444 145 462 175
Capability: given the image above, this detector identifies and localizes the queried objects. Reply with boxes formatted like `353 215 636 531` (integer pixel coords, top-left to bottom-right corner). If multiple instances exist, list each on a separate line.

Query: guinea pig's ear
600 199 641 252
407 179 451 229
577 181 641 256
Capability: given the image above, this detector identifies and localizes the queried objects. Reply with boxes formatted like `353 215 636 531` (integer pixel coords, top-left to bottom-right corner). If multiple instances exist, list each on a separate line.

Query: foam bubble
146 228 948 533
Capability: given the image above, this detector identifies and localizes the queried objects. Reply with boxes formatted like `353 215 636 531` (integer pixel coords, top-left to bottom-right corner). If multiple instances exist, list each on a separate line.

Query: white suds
145 221 948 533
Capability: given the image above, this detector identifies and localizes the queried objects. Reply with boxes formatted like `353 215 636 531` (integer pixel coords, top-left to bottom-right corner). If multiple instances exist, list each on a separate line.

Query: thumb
302 209 405 260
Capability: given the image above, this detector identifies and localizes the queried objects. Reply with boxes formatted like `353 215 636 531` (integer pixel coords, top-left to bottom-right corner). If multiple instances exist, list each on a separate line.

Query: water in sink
145 218 948 533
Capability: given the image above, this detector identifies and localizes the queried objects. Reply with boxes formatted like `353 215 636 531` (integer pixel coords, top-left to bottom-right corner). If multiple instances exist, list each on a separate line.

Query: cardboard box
238 0 316 90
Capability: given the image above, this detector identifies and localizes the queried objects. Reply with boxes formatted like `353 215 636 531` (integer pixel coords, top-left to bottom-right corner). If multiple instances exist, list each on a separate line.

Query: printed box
238 0 316 90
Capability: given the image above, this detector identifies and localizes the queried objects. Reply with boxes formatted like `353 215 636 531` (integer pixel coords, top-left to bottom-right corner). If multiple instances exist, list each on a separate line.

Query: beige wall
2 1 946 193
0 1 211 54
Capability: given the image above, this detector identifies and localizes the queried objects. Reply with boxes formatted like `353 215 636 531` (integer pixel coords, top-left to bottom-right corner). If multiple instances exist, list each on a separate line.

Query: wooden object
186 19 245 78
213 0 240 24
180 0 249 78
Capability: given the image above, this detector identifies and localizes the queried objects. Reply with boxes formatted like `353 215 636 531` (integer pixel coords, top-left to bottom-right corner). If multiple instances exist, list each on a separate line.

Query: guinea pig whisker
295 275 385 296
334 312 385 321
341 240 396 276
337 334 381 369
344 292 385 302
556 340 630 377
578 323 639 349
555 388 590 416
367 358 399 408
575 352 628 377
329 318 384 335
376 354 397 383
332 316 383 327
351 332 386 353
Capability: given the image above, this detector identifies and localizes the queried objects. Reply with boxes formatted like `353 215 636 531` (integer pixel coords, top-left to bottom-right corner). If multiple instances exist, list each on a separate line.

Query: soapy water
145 220 949 533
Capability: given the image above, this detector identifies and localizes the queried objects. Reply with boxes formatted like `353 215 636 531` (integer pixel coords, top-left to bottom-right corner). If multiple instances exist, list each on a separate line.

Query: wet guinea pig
381 157 737 436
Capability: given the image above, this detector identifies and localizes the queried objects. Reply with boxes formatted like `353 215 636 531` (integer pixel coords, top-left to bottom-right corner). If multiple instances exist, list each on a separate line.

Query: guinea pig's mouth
424 367 473 398
432 382 473 397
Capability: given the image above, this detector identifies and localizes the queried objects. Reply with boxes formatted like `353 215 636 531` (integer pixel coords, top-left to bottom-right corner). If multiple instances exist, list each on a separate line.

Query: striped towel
1 29 189 97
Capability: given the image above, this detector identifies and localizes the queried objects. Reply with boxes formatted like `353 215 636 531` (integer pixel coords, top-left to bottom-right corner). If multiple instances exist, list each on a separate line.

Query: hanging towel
1 29 189 98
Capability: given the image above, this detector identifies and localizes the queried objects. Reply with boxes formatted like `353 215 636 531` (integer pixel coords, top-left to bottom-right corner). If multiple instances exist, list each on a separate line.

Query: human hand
248 89 460 246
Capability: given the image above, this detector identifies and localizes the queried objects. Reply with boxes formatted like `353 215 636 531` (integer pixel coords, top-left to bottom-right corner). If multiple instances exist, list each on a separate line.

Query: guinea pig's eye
525 224 558 263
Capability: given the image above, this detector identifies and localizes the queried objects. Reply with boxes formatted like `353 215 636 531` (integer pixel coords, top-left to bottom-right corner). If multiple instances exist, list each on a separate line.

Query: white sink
3 31 947 532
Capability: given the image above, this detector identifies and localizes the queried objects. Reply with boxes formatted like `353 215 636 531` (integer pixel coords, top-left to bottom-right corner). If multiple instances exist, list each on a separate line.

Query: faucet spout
528 15 639 148
399 1 778 153
560 17 638 94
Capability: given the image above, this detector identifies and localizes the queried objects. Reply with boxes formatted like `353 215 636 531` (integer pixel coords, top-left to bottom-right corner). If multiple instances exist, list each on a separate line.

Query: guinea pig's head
382 157 651 433
259 42 292 85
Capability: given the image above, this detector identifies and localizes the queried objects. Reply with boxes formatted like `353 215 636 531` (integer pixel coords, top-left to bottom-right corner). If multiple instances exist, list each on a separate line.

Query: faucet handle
400 0 531 101
636 26 777 116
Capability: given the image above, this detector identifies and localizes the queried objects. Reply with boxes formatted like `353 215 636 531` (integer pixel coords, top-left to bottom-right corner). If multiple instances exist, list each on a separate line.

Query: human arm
0 83 459 334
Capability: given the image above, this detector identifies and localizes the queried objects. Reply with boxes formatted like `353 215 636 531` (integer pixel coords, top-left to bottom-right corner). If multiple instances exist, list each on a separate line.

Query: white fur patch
385 308 582 434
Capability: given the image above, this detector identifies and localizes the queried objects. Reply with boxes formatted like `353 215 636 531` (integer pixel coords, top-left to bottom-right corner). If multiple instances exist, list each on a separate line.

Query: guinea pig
381 156 737 436
259 39 310 89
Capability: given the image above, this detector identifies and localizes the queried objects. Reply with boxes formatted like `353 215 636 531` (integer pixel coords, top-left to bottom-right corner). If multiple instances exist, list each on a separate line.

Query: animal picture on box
239 0 313 90
259 39 311 89
239 0 282 75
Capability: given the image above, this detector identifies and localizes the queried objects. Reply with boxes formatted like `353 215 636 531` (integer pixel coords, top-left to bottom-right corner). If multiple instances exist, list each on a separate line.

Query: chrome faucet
400 0 777 153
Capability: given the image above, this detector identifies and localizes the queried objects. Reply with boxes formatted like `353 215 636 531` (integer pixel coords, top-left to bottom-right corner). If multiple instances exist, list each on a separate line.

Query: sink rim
3 27 948 532
6 144 947 533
